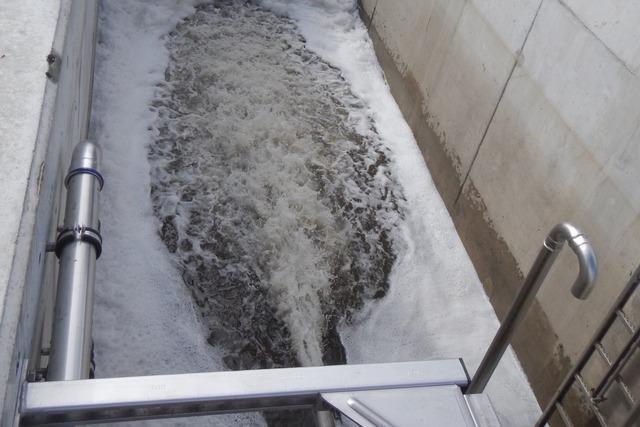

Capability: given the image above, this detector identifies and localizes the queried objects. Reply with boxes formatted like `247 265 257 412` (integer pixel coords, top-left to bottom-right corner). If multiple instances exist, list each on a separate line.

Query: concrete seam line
454 0 545 207
367 0 379 32
556 0 637 78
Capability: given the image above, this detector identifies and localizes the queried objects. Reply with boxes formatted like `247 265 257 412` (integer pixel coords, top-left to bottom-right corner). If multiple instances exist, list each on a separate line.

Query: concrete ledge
0 1 98 423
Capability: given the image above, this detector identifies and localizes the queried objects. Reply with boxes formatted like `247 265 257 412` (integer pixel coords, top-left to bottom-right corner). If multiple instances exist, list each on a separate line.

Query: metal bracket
54 224 102 259
26 369 47 383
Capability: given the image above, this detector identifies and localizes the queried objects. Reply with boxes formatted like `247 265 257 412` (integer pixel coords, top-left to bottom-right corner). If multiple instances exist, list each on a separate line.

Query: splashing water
92 1 541 425
148 1 402 374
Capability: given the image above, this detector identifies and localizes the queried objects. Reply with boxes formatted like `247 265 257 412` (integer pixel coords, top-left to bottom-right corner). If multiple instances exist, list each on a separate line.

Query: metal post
592 326 640 401
467 223 597 394
47 141 103 381
315 410 336 427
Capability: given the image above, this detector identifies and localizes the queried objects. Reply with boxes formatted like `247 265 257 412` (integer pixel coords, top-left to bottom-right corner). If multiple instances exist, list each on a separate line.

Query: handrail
47 141 103 381
536 266 640 426
467 223 597 394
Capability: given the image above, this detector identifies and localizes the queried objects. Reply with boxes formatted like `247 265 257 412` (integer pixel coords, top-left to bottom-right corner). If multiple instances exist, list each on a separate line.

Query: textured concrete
0 1 61 422
0 0 60 343
362 0 640 423
0 1 98 422
563 0 640 75
471 0 640 357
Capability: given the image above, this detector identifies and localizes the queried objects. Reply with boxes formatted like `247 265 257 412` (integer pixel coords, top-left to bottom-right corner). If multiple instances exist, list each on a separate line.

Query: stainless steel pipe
467 223 597 394
47 141 102 381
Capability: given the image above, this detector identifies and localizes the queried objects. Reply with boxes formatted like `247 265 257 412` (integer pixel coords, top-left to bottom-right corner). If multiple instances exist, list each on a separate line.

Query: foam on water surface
149 2 400 373
90 1 264 425
91 0 541 425
257 0 542 424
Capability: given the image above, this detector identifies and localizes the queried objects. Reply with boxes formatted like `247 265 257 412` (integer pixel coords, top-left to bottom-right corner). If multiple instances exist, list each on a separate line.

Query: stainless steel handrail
467 223 597 394
47 141 103 381
536 265 640 426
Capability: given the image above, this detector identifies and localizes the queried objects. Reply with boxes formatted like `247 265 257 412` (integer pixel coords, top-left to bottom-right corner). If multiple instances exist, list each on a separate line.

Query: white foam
148 4 402 370
90 1 264 425
91 0 541 424
258 0 542 424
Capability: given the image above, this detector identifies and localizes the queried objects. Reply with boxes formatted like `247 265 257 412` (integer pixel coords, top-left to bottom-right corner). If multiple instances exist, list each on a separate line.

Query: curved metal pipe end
468 221 597 394
70 140 101 171
545 222 597 300
66 140 103 191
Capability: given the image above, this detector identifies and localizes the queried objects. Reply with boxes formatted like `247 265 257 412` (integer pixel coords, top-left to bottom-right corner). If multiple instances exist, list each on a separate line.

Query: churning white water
149 2 401 375
91 0 541 425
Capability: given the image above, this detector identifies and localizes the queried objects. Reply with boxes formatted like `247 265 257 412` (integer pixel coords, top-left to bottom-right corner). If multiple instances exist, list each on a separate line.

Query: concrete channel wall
360 0 640 421
0 1 98 423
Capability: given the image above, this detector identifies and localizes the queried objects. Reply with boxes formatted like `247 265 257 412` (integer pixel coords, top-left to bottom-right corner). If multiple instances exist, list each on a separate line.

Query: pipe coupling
55 224 102 259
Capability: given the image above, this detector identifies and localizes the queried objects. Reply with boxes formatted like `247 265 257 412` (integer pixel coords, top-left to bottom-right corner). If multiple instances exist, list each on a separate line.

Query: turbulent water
148 0 402 381
90 1 542 424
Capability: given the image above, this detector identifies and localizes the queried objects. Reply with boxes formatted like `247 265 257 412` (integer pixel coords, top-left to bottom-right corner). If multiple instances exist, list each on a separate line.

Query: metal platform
20 359 500 426
323 384 500 427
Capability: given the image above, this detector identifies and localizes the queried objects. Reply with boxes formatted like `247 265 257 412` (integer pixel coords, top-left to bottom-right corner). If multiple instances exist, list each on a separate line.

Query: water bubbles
149 1 402 373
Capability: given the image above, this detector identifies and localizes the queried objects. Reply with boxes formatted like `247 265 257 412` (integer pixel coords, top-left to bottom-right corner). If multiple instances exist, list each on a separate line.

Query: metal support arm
20 360 469 425
467 223 597 394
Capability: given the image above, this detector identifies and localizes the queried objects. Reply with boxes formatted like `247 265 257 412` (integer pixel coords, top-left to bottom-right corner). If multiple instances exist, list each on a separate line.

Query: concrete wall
361 0 640 422
0 1 98 423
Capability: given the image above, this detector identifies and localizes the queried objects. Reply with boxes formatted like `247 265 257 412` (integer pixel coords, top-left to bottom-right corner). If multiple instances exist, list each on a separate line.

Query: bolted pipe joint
54 141 103 259
48 140 103 381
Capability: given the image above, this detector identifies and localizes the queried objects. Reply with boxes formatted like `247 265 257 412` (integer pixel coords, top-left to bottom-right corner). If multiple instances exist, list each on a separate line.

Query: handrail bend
467 223 597 394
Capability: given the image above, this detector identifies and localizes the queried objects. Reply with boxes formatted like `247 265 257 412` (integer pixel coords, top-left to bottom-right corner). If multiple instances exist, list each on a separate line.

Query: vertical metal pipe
466 244 559 394
48 141 102 381
467 223 597 394
315 410 335 427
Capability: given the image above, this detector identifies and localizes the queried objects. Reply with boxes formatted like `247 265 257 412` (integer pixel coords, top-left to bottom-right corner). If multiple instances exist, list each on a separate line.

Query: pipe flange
55 225 102 259
64 167 104 191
